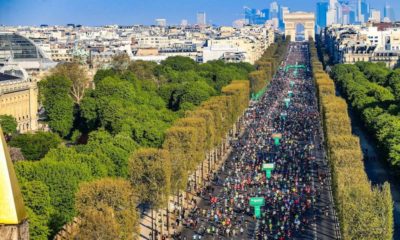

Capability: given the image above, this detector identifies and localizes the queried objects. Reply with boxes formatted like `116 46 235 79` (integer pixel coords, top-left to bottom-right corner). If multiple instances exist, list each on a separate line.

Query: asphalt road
177 42 339 240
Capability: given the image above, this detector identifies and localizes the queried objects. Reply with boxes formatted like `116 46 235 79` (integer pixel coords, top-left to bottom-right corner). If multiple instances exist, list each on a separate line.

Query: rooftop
0 72 20 82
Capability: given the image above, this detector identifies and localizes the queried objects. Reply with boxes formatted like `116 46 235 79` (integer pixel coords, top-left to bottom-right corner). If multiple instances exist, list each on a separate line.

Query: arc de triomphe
283 12 315 42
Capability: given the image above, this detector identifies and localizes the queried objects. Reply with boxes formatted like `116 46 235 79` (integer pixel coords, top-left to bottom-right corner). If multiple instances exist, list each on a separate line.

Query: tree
128 148 171 208
0 115 17 136
15 160 93 235
111 53 131 73
161 56 197 72
74 206 121 240
249 70 267 93
163 127 197 192
75 178 139 240
21 181 53 240
9 132 62 160
39 75 74 137
51 62 90 104
128 60 157 81
312 45 394 239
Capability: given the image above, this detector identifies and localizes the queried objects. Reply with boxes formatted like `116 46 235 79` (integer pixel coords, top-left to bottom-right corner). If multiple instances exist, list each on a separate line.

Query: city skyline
0 0 398 26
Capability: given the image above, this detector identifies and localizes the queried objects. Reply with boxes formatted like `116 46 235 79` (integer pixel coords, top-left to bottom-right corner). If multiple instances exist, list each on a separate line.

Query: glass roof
0 33 44 61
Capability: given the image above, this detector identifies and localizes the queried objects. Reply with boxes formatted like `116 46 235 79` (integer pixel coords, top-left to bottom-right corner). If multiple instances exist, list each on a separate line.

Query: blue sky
0 0 398 26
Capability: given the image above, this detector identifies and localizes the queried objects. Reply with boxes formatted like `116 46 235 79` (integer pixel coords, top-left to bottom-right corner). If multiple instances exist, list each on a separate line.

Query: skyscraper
384 2 395 22
326 0 337 26
280 6 289 30
197 12 206 26
261 9 270 21
244 7 269 25
356 0 362 22
181 19 188 27
269 1 279 29
269 1 279 19
316 2 329 30
155 18 166 27
360 0 369 23
349 10 356 24
369 8 381 23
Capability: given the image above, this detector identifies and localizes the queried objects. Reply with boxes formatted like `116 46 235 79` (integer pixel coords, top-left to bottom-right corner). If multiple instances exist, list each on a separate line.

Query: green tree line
250 36 290 94
330 63 400 167
310 41 393 240
11 54 258 239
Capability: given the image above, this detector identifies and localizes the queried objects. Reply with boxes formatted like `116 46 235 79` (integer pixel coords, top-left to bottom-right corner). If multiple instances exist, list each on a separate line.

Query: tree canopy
0 114 17 136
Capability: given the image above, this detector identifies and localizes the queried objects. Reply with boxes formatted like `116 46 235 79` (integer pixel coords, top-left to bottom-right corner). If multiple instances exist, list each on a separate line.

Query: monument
0 127 29 240
284 12 315 42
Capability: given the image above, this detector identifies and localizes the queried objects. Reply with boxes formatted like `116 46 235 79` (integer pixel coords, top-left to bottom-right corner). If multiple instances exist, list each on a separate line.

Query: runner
178 42 328 240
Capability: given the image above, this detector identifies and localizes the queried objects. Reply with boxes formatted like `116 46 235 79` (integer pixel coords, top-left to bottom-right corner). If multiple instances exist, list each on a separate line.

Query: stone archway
284 12 315 42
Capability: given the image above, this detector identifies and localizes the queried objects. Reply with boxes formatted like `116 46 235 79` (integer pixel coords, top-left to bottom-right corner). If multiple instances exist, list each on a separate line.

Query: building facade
325 23 400 68
0 66 38 133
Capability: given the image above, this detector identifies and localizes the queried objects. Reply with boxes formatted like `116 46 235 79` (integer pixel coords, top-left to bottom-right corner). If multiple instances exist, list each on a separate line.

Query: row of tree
14 130 138 239
39 57 254 141
330 63 400 168
12 55 254 239
310 42 393 240
250 36 290 94
73 80 250 239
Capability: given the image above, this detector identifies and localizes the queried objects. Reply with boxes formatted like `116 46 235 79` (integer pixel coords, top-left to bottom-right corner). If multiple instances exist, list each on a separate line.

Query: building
0 65 38 133
269 1 279 29
0 33 56 76
0 23 275 70
244 7 269 25
155 19 167 27
356 0 362 22
326 0 338 26
316 1 329 32
360 0 370 23
384 3 395 22
181 19 188 27
197 12 206 26
369 9 381 23
280 7 290 30
325 23 400 68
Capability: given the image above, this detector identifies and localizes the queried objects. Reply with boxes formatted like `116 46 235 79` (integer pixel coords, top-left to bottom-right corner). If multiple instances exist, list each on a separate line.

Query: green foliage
39 75 74 137
128 148 171 208
251 37 290 93
9 132 62 160
311 41 393 240
81 75 176 147
93 68 116 85
15 160 93 235
19 50 255 239
0 114 17 135
75 178 139 240
161 56 197 71
331 63 400 167
21 181 53 240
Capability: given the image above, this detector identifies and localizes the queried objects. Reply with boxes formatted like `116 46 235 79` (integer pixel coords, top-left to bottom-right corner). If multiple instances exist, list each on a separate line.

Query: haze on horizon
0 0 398 26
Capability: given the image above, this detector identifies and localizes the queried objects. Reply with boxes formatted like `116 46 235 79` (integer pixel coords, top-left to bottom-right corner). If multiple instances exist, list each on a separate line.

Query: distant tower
316 1 329 30
369 8 381 23
155 18 167 27
384 2 395 22
181 19 188 27
197 12 206 26
0 127 29 240
356 0 362 22
269 1 279 29
326 0 337 25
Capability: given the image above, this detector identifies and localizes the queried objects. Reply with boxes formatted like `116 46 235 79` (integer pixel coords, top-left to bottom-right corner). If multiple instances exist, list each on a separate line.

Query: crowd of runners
176 42 333 240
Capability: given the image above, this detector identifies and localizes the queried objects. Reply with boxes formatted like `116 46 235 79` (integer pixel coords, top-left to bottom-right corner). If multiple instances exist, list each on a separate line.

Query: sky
0 0 398 26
